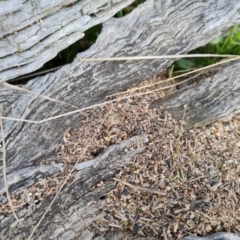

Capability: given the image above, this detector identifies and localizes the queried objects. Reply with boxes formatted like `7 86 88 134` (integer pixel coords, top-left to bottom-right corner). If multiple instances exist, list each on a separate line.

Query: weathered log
0 134 148 239
1 0 240 239
0 0 136 82
2 0 240 191
150 60 240 128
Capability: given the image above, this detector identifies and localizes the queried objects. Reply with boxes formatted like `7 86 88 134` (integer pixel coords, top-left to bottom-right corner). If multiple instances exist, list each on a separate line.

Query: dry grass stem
80 54 238 61
1 53 240 239
2 82 80 110
107 56 240 97
27 107 113 239
0 75 196 123
113 178 166 196
0 118 22 226
2 56 240 124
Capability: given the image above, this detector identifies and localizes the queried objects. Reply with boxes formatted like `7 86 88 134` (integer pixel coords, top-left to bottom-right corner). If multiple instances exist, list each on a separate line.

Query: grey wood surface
1 0 240 239
0 134 148 239
0 0 136 82
150 60 240 128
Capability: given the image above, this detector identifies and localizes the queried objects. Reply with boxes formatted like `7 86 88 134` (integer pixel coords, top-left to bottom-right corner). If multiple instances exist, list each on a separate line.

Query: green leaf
210 36 223 45
175 59 195 70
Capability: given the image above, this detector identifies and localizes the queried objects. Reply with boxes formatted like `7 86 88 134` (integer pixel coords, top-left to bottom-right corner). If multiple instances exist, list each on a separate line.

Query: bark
150 60 240 128
0 0 136 82
181 232 240 240
0 134 148 240
1 0 240 239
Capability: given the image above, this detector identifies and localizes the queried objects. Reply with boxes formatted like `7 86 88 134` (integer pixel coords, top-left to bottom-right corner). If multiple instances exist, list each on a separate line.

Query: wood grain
150 60 240 128
1 0 240 238
0 0 136 82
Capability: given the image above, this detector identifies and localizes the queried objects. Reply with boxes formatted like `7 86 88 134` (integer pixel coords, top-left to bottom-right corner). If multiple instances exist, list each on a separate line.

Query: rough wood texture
150 60 240 128
1 0 240 239
2 0 240 188
0 0 136 82
105 232 240 240
0 134 148 239
181 232 240 240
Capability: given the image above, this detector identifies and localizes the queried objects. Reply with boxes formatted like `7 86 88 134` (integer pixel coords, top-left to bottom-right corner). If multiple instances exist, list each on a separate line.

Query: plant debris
1 73 240 239
59 74 240 239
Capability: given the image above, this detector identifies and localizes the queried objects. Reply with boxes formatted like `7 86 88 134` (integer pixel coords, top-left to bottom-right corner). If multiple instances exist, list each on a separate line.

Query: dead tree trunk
1 0 240 239
150 60 240 128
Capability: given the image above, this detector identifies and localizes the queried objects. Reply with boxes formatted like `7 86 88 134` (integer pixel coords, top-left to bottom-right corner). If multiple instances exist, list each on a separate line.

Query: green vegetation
13 0 240 85
12 24 103 84
12 1 146 84
116 0 145 18
48 1 146 67
46 24 102 69
172 25 240 74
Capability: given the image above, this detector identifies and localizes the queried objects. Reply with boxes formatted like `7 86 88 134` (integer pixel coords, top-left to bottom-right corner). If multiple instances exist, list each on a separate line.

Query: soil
2 71 239 239
57 73 240 239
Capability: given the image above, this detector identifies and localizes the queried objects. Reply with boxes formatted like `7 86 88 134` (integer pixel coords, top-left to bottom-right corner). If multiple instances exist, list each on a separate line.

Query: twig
113 177 166 196
189 176 205 182
163 227 168 240
171 103 187 167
